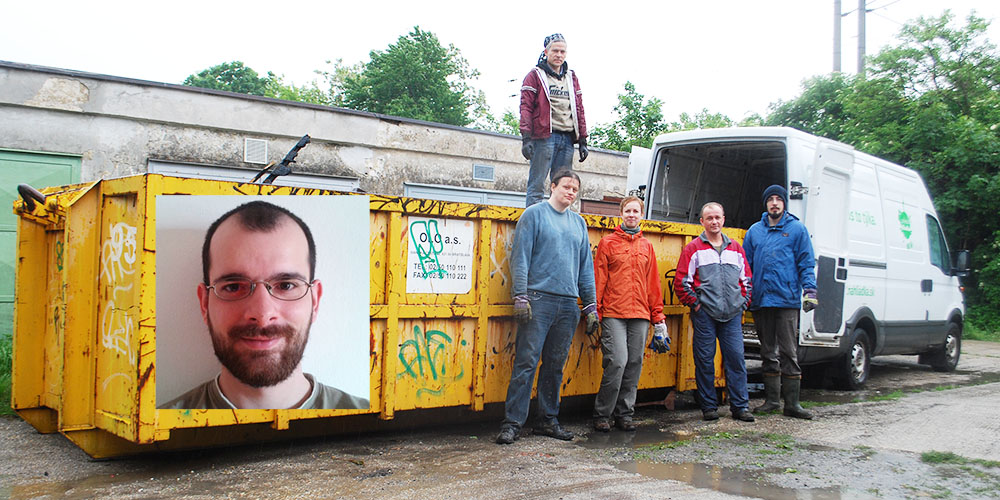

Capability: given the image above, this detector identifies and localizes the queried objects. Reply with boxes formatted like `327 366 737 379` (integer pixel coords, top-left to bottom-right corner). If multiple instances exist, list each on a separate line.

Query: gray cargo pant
593 317 649 419
752 308 801 377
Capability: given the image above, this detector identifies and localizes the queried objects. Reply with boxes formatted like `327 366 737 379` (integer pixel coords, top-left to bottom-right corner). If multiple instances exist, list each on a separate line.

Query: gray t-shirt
545 71 575 133
159 373 369 410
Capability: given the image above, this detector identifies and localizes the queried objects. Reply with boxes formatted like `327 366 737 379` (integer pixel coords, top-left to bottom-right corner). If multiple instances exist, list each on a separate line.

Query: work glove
802 288 818 313
521 136 534 161
514 294 532 323
578 137 589 162
649 321 670 353
582 303 599 335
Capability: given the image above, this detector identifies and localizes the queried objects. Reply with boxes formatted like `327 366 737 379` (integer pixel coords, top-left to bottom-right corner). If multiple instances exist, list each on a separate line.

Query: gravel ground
2 341 998 499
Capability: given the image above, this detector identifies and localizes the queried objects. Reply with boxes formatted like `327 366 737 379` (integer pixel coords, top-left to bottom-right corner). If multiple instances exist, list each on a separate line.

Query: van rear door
803 140 854 343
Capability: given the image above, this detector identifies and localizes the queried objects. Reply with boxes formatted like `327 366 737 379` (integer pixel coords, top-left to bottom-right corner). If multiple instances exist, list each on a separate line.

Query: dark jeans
502 291 580 430
593 317 649 419
526 132 575 207
752 308 801 376
691 307 749 412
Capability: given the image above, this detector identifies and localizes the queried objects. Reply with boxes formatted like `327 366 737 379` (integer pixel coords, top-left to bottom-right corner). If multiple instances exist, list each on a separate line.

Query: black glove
578 137 589 162
521 136 534 161
803 288 818 313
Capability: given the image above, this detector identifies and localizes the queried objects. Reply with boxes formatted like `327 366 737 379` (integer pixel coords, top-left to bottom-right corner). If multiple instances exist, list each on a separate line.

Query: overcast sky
4 1 998 127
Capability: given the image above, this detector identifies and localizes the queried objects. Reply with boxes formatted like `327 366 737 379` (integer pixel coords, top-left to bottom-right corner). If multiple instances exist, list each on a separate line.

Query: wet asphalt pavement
2 340 999 499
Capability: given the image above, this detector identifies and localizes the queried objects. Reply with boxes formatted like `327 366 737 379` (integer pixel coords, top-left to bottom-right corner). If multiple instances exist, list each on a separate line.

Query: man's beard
209 319 310 388
768 208 783 220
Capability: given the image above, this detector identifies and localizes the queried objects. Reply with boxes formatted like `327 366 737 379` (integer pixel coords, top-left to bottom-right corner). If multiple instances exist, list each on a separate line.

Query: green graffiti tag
55 240 64 271
410 219 447 279
397 325 466 397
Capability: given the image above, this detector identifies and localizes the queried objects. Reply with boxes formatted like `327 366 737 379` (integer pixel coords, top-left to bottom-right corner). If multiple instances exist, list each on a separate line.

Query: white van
636 127 968 389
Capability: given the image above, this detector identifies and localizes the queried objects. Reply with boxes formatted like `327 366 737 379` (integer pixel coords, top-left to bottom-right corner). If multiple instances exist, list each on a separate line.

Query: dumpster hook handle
17 184 46 211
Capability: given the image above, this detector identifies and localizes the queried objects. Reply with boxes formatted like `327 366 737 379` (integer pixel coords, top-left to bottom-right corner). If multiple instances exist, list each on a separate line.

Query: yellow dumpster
11 174 735 458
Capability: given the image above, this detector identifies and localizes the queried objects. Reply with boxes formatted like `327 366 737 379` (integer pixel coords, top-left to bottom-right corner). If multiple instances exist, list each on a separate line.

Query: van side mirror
953 250 971 277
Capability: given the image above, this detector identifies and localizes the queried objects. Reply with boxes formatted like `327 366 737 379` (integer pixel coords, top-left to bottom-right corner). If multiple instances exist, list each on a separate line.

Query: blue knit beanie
762 184 787 207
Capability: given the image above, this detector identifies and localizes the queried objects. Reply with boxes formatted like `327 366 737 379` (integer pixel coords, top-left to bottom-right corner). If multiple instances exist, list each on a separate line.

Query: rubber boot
781 376 814 420
754 373 781 413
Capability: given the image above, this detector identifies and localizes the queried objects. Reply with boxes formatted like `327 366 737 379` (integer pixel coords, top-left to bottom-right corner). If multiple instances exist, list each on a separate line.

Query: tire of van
835 328 871 390
923 322 962 372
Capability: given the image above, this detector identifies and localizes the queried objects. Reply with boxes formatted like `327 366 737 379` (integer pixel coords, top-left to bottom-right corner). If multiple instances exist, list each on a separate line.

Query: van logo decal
849 210 878 227
898 210 912 239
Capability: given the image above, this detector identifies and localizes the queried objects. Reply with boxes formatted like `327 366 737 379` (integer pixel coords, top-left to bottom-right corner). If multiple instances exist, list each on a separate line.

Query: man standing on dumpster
519 33 588 208
497 169 599 444
160 200 369 410
743 184 817 419
674 202 755 423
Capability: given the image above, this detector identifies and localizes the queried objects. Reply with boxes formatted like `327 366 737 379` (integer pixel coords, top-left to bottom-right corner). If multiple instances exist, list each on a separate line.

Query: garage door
0 150 81 335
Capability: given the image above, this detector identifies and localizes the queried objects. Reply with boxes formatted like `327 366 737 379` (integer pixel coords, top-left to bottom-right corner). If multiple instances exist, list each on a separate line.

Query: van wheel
835 328 870 390
926 323 961 372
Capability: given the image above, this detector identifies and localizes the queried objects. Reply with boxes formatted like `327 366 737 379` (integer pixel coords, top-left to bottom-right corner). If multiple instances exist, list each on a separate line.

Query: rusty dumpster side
11 174 734 458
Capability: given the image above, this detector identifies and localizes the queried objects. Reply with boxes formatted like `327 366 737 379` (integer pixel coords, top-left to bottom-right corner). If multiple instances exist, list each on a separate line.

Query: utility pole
833 0 842 72
857 0 866 76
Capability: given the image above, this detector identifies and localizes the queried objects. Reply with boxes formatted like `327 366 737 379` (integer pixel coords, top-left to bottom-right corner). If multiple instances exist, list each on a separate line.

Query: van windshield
647 140 787 230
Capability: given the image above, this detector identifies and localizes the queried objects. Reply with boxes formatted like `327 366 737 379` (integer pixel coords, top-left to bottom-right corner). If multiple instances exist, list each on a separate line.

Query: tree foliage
590 82 669 152
341 26 480 126
183 60 336 106
768 11 1000 327
183 61 274 96
591 82 757 152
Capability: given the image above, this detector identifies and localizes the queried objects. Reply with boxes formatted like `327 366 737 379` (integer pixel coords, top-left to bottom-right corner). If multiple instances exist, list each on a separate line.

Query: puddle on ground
578 427 685 450
616 461 843 499
582 429 846 499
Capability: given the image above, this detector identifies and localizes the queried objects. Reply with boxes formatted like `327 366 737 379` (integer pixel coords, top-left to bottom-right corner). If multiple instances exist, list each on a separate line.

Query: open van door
803 141 854 344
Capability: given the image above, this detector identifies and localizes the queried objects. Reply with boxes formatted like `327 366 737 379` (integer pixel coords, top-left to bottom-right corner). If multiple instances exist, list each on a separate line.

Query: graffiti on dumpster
397 324 466 397
489 230 513 286
55 240 64 272
100 222 138 365
406 217 475 294
409 219 447 279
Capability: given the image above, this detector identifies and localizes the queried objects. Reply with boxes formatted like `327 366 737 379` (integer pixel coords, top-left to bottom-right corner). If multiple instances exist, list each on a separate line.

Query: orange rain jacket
594 226 666 323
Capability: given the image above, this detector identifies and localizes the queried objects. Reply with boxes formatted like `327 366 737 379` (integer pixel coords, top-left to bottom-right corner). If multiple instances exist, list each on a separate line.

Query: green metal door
0 150 81 335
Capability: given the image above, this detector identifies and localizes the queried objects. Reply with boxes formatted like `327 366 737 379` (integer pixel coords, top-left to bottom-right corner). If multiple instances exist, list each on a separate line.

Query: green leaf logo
898 210 912 239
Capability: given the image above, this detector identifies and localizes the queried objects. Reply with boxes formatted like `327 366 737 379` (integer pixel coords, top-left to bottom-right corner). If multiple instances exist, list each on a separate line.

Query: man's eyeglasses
207 277 315 301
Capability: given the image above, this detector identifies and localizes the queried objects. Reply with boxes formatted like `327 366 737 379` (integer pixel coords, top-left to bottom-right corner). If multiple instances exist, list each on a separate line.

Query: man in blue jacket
743 185 817 420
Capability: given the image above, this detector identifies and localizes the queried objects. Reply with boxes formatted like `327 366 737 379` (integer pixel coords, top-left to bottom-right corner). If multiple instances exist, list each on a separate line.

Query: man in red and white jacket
519 33 588 207
673 202 755 423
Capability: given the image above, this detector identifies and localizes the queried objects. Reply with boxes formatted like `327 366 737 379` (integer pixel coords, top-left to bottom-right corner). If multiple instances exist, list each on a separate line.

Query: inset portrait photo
155 195 370 410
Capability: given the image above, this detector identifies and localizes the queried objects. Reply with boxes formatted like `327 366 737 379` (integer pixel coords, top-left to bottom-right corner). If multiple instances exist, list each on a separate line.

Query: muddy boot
754 373 781 414
781 376 814 420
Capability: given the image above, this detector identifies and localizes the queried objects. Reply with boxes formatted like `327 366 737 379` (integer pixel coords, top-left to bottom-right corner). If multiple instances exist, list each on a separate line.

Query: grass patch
921 451 1000 469
703 431 740 441
800 400 840 409
638 439 691 451
755 432 796 456
855 389 904 403
964 324 1000 342
1 332 13 417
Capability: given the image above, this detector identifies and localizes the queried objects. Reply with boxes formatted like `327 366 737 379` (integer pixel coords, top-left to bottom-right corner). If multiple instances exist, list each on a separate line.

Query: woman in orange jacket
592 196 669 432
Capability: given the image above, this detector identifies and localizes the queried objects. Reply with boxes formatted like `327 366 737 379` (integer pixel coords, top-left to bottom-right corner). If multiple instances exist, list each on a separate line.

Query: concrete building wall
0 61 628 201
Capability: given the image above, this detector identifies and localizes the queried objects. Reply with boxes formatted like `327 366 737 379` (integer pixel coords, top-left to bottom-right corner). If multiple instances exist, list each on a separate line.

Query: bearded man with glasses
160 200 369 410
